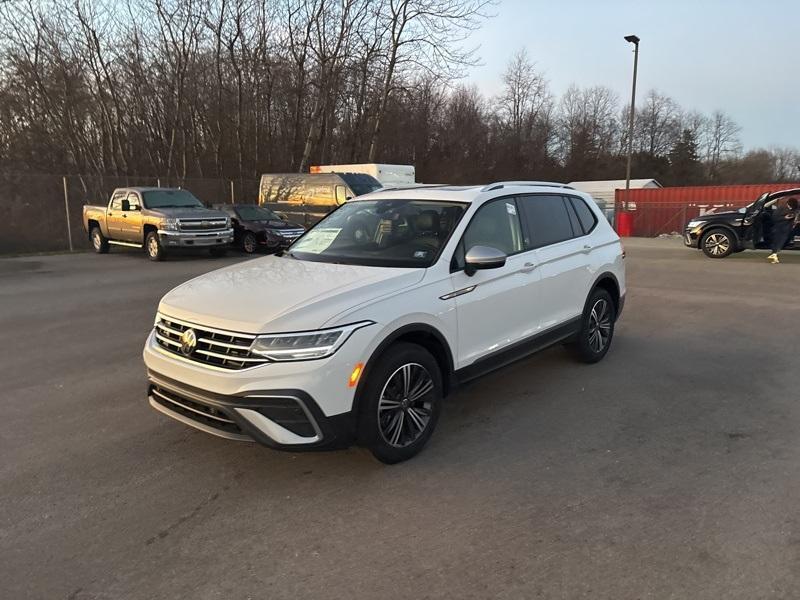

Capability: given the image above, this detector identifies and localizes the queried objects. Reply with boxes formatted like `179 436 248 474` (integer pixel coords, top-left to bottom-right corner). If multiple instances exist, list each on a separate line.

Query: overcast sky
465 0 800 150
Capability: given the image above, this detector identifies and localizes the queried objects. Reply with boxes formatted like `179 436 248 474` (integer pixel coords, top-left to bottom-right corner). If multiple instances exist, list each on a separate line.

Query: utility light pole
624 34 640 197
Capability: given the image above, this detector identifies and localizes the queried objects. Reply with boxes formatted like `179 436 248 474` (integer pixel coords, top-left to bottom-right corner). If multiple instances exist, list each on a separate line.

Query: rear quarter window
568 196 598 234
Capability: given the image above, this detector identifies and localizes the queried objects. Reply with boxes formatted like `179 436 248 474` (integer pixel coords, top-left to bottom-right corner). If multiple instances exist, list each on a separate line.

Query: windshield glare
142 189 203 209
289 200 466 268
236 205 279 221
339 173 383 196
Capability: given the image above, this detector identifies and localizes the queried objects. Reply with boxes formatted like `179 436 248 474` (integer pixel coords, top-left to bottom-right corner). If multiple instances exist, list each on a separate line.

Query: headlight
250 321 373 361
160 218 180 231
687 220 704 229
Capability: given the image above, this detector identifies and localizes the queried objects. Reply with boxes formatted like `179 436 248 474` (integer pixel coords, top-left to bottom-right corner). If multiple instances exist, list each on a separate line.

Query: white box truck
310 163 415 187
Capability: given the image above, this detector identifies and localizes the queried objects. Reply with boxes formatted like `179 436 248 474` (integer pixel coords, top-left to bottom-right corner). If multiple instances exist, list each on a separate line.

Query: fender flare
352 322 456 416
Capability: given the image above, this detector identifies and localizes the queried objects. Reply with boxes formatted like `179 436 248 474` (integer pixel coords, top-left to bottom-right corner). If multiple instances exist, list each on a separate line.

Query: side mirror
121 199 130 211
464 245 506 276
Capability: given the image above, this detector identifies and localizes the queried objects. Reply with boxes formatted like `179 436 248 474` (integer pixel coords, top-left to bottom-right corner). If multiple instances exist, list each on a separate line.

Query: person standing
767 197 799 264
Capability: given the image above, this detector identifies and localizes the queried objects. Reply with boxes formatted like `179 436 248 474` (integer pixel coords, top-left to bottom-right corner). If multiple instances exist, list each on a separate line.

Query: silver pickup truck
82 187 234 261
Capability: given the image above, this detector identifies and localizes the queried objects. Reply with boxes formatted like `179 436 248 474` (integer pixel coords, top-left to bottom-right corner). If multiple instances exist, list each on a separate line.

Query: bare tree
635 90 681 157
366 0 494 162
703 110 742 181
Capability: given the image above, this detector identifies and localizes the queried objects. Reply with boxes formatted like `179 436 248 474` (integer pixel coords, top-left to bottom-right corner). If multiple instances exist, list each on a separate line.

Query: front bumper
142 326 373 449
147 372 355 450
683 228 701 248
158 228 234 248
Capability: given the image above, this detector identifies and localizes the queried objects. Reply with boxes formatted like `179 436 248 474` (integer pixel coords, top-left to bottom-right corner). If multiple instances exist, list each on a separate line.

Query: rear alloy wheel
701 229 734 258
145 231 165 261
242 232 257 254
90 226 109 254
568 288 616 364
358 343 443 464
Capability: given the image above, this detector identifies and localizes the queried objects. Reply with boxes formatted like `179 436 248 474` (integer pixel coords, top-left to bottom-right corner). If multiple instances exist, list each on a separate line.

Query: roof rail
480 181 574 192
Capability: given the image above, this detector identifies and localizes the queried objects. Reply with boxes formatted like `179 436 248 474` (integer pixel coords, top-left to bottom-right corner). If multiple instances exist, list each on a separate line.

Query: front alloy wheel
146 231 165 261
378 363 434 448
242 232 257 253
358 342 443 463
701 229 734 258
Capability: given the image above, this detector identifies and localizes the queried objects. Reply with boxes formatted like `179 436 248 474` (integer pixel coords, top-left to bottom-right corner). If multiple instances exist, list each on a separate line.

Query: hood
158 256 424 333
146 206 228 219
249 219 304 231
689 210 743 223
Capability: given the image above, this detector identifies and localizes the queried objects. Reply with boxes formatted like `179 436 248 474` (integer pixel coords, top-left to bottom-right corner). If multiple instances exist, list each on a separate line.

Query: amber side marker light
348 363 365 388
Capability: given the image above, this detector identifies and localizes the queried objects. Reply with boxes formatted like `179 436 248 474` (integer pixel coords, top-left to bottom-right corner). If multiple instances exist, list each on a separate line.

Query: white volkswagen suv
143 182 625 463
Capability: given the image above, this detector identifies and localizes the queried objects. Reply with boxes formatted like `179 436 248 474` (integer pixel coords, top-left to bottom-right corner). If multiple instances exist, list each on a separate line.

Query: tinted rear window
338 173 383 196
518 195 575 248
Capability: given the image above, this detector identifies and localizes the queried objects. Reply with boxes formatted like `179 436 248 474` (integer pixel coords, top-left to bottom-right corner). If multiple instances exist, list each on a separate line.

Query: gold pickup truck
82 187 234 261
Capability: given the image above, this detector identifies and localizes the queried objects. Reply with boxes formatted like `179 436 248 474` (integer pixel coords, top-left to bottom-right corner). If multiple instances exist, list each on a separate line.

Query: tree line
1 0 799 187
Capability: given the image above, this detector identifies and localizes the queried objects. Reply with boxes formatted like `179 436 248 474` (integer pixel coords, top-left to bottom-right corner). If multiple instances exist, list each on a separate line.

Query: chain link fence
1 172 261 254
614 201 742 237
3 172 751 254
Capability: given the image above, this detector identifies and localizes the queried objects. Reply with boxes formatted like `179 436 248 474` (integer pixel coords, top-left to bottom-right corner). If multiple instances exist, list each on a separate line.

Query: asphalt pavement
2 239 800 600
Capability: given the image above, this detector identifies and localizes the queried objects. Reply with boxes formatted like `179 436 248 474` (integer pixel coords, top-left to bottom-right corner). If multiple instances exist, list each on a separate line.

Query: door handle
520 262 536 273
582 244 592 252
122 214 127 218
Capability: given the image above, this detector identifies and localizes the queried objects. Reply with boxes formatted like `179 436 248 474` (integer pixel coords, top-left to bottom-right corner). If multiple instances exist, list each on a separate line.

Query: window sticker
292 228 341 253
506 202 517 216
413 250 428 259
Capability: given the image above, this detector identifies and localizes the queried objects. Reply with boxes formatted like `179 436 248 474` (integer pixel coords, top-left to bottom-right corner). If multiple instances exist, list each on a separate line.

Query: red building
615 183 800 237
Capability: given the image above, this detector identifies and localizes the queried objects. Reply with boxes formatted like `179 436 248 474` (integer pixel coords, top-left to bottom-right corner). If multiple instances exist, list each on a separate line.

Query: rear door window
517 195 575 248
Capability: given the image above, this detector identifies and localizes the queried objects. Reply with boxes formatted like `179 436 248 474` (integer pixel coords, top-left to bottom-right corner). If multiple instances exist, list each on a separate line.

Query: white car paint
143 182 626 447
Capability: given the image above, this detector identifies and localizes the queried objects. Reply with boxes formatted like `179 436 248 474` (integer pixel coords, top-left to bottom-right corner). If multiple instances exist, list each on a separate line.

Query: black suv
684 188 800 258
215 204 305 254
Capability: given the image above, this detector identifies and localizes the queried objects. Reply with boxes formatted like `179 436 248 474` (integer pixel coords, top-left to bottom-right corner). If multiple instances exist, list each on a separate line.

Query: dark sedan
684 188 800 258
215 204 305 254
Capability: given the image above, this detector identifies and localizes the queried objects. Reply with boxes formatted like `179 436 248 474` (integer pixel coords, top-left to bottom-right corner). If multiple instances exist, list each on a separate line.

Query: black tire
145 231 166 261
90 226 109 254
209 246 228 257
567 288 616 364
241 232 257 254
357 342 443 464
701 228 735 258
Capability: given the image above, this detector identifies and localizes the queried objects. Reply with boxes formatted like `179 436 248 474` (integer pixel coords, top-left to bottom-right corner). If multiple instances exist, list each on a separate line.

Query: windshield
289 200 467 268
339 173 383 196
236 205 279 221
142 189 203 209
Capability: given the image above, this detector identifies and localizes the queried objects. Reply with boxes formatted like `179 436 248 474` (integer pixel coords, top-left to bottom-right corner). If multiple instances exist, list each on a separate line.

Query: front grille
150 384 247 437
154 314 269 370
179 218 228 232
279 228 305 241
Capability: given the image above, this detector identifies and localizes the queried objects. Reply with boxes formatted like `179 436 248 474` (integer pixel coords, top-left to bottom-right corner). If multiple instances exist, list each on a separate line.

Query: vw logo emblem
180 328 197 356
